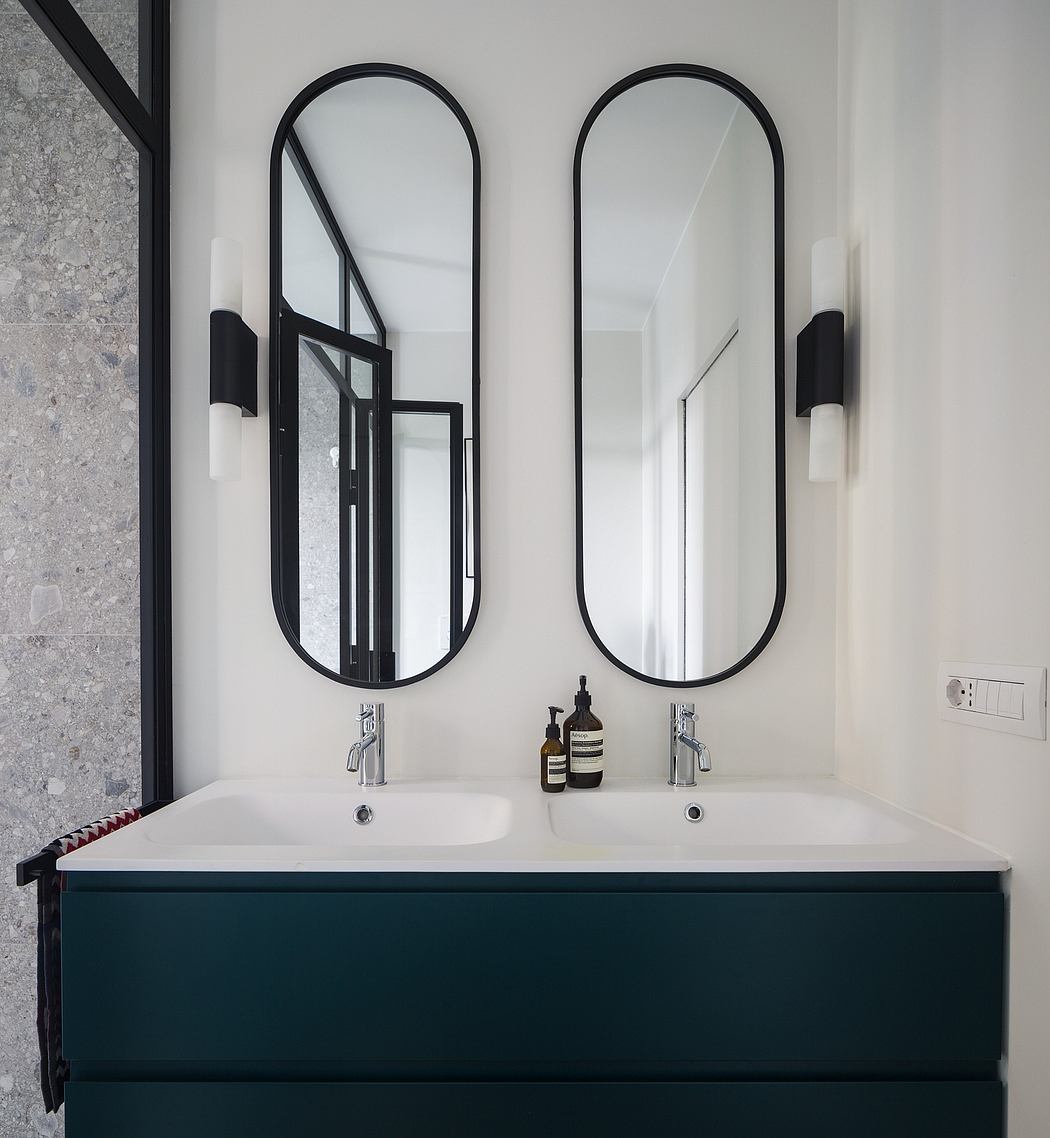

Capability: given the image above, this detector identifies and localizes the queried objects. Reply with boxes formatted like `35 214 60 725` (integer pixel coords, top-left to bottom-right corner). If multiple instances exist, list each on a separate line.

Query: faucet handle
674 702 697 729
347 703 386 786
348 703 378 771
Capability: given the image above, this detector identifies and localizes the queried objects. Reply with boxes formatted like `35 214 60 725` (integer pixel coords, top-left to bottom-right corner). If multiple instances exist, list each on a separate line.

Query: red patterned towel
35 807 144 1112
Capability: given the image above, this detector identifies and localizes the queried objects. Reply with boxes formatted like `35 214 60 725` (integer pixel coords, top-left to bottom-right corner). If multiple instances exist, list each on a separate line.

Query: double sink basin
143 782 911 848
55 776 1008 874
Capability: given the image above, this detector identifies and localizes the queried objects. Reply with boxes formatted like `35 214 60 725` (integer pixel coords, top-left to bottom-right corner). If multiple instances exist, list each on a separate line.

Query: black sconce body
796 309 844 418
210 309 258 416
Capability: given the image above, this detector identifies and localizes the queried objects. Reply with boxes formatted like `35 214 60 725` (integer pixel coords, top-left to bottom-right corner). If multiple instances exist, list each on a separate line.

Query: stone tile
0 634 140 941
68 3 139 96
70 0 140 11
0 3 137 100
0 324 139 637
0 9 137 1135
0 940 63 1136
0 12 83 101
0 853 36 947
297 343 342 670
0 20 139 326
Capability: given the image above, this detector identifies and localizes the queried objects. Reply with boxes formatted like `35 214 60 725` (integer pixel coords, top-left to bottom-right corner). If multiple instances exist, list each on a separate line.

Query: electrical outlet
938 661 1046 740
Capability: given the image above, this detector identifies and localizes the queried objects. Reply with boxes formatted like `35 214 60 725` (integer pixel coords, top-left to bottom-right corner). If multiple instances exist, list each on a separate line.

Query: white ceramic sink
547 787 913 846
55 776 1007 874
145 784 513 848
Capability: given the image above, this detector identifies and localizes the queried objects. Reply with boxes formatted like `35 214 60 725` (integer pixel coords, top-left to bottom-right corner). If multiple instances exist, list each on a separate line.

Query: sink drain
353 804 374 825
683 802 705 823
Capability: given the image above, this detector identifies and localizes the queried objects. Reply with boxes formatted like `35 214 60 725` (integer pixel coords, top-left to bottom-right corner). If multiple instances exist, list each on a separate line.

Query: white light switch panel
938 661 1046 739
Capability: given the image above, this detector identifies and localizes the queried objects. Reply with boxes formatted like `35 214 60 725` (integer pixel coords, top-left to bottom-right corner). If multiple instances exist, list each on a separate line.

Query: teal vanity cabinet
61 871 1005 1137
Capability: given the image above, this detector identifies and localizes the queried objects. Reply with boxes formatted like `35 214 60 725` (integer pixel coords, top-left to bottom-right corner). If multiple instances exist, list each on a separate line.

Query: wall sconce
209 237 258 482
796 237 845 483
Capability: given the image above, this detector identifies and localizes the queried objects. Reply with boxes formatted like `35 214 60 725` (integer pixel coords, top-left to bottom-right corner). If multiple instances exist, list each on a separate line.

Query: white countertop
56 776 1009 874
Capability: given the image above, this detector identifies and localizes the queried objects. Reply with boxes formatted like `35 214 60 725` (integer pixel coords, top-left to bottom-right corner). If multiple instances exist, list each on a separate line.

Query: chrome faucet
668 702 711 787
347 703 386 787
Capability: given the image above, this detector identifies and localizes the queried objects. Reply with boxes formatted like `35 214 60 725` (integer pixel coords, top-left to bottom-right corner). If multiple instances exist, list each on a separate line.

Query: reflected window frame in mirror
269 63 482 688
573 64 786 687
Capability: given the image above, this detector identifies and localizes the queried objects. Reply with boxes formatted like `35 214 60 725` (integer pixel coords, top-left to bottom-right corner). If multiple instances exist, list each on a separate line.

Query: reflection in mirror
576 68 783 685
272 68 479 685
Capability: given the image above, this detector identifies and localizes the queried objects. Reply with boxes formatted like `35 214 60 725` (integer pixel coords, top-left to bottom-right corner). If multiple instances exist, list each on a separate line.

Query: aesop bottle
540 706 566 793
565 675 604 789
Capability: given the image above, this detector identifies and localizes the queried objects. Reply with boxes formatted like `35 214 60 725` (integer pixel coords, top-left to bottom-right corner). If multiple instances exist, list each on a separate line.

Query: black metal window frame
280 136 466 678
283 127 386 346
391 399 465 643
16 0 172 877
283 323 466 679
282 129 394 679
278 309 396 683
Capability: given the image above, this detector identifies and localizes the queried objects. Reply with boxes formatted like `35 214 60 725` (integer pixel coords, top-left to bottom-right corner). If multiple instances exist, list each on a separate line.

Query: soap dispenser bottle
540 706 566 793
565 675 604 789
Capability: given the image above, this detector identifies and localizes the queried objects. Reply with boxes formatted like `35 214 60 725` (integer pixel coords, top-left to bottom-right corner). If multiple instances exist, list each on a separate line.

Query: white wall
389 330 474 674
836 1 1050 1131
641 106 776 679
581 330 644 666
281 149 341 329
170 0 838 789
393 413 454 676
390 329 472 430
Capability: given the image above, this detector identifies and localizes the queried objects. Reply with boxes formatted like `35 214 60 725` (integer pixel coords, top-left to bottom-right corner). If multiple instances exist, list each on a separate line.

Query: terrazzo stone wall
297 343 342 673
0 3 141 1134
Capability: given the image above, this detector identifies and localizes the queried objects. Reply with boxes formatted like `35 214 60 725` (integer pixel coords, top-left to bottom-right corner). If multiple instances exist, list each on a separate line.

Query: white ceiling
292 77 473 333
581 78 740 331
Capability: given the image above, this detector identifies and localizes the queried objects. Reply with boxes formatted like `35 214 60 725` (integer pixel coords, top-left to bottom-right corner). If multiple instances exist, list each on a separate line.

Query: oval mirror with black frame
270 65 480 687
574 65 785 687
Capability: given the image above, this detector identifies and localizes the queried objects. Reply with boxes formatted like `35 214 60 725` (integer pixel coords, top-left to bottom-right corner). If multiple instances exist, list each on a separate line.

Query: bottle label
569 729 604 773
547 753 566 784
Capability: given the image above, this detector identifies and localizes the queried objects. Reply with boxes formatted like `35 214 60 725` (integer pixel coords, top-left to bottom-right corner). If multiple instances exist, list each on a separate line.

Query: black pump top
546 706 564 741
574 675 591 710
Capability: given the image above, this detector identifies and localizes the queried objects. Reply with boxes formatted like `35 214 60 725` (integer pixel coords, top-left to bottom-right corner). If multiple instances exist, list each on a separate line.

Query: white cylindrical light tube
209 401 242 482
808 401 844 483
811 236 846 317
210 237 243 316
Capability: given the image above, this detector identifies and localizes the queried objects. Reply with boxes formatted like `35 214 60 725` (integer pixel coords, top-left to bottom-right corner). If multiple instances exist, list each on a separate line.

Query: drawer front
65 1080 1003 1138
63 889 1003 1065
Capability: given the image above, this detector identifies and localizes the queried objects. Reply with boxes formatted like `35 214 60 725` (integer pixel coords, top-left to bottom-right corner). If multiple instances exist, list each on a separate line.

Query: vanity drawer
62 886 1003 1067
64 1079 1003 1137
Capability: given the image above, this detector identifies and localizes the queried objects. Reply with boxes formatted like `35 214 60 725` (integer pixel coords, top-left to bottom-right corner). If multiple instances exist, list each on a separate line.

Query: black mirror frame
269 63 482 688
573 64 786 688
